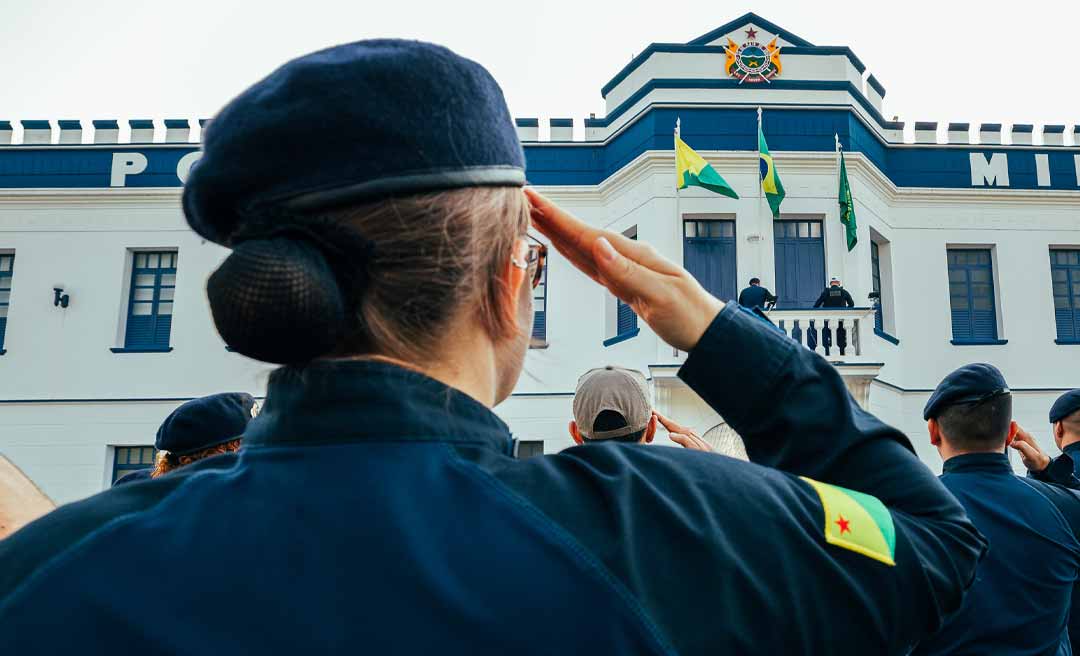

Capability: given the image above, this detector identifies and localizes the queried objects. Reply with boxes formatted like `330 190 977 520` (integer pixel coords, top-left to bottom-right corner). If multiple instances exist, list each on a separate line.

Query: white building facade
3 13 1080 503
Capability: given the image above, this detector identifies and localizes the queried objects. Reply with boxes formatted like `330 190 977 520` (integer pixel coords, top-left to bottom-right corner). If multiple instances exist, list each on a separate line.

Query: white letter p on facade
110 153 148 187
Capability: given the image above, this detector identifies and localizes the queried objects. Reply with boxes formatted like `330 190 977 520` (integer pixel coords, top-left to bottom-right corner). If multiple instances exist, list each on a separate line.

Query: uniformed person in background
1012 388 1080 487
0 41 985 655
151 392 258 477
813 277 855 308
737 277 776 310
915 364 1080 656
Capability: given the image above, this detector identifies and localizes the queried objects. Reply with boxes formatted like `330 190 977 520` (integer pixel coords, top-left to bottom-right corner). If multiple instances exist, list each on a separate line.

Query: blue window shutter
531 255 547 341
684 220 737 303
0 254 13 350
948 249 996 341
616 299 637 335
124 251 177 349
1050 250 1080 341
774 220 825 308
871 242 883 331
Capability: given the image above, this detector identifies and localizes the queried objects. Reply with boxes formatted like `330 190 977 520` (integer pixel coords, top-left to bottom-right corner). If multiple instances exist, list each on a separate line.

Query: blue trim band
950 339 1008 346
1012 124 1034 133
550 118 574 127
1045 125 1066 133
0 121 12 130
128 119 154 129
110 347 174 353
164 119 189 128
980 123 1002 131
687 12 814 48
914 122 937 130
874 328 900 345
603 328 640 347
866 74 886 98
515 118 539 127
92 120 119 129
20 120 49 130
57 120 81 129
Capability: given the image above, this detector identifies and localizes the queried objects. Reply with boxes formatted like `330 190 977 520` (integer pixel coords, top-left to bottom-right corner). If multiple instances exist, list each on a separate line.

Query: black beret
923 363 1010 420
183 39 526 245
1050 389 1080 423
155 393 257 455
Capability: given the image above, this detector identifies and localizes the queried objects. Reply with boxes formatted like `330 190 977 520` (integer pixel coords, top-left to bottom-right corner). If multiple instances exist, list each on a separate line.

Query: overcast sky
1 0 1077 138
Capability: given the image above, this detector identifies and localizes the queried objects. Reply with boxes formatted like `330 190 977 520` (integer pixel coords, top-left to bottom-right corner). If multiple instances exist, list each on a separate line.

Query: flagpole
674 118 682 357
835 133 847 286
757 107 765 290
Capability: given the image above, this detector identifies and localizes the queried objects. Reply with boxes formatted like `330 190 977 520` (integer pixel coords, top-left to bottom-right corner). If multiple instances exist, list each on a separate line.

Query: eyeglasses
511 236 547 290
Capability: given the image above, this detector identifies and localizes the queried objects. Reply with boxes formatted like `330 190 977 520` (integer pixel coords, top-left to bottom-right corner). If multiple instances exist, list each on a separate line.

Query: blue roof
92 120 119 129
57 120 81 129
514 118 539 127
164 119 189 129
688 12 814 47
21 120 50 130
128 119 154 129
549 118 573 127
1012 124 1034 133
980 123 1002 131
914 122 937 130
1044 125 1066 133
947 123 970 130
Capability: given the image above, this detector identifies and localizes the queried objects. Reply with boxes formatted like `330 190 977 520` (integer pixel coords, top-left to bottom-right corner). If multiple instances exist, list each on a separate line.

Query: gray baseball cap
573 366 651 440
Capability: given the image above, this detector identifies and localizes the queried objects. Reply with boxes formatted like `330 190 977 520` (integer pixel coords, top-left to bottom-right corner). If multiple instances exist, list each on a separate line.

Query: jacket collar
942 452 1012 475
1063 442 1080 456
243 359 514 455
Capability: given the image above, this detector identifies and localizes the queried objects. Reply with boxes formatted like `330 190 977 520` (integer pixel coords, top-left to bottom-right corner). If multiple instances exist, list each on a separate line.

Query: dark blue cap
183 39 526 246
1050 389 1080 423
155 393 257 455
923 363 1010 420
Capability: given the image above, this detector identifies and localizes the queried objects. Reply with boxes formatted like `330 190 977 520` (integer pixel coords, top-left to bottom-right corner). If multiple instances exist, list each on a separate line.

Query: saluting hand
654 411 712 452
1009 426 1051 472
525 189 724 352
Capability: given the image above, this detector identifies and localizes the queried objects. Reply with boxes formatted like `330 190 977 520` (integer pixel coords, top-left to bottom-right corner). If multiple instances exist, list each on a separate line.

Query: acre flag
758 124 785 218
675 135 739 199
838 148 858 251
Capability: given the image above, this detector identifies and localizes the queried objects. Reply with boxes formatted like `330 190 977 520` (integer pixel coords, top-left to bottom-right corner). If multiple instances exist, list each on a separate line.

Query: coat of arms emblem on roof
725 28 782 83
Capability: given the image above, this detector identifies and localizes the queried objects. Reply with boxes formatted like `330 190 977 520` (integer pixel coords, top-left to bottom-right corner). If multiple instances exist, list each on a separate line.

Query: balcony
650 307 883 411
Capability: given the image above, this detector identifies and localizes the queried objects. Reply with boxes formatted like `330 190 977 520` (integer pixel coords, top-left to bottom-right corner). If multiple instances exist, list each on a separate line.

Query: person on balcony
813 277 855 308
737 277 776 310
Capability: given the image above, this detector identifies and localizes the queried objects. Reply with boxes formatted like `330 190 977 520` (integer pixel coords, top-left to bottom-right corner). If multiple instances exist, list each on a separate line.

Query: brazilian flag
758 125 785 218
675 135 738 199
801 476 896 566
838 149 858 251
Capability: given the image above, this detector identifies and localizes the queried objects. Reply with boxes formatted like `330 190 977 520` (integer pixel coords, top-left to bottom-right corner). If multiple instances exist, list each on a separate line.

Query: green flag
758 125 785 218
838 149 858 251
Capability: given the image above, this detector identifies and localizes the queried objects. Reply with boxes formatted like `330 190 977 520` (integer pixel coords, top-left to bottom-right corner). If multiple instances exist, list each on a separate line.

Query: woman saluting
0 41 983 655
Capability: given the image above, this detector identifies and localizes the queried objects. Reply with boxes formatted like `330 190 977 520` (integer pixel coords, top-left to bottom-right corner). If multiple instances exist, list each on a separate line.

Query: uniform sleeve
737 289 747 306
677 302 986 643
1028 454 1080 489
844 290 855 307
813 290 826 307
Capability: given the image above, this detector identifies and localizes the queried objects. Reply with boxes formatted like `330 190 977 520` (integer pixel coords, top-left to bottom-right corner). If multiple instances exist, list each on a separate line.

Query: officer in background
151 392 258 478
1012 389 1080 486
914 364 1080 656
0 41 986 655
737 277 776 310
813 277 855 308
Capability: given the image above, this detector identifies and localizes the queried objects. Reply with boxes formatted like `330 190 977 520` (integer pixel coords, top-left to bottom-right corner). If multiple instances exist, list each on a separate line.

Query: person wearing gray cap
916 364 1080 656
570 366 716 451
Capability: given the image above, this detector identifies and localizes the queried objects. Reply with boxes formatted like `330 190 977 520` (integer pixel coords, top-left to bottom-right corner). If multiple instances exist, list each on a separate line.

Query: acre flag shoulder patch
800 476 896 566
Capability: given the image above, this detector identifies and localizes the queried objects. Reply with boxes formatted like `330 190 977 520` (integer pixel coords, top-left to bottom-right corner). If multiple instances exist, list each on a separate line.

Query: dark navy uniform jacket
737 284 775 309
0 303 985 655
814 285 855 308
915 453 1080 656
1033 442 1080 656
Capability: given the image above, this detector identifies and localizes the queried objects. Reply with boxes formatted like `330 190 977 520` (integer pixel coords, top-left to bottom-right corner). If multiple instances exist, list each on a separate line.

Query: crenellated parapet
0 119 213 145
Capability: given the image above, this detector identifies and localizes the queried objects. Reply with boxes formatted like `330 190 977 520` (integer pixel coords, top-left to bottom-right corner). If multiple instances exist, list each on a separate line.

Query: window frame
1050 248 1080 344
947 247 1005 345
530 244 548 348
0 252 13 354
110 445 158 483
115 249 178 353
604 227 640 347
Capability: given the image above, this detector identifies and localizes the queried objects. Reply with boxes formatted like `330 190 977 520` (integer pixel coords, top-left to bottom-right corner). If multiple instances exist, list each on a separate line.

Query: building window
531 253 548 346
112 446 157 483
0 254 12 352
948 249 998 342
684 218 737 303
1050 249 1080 342
515 440 544 459
124 251 177 350
773 220 825 308
605 227 638 346
871 241 883 330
